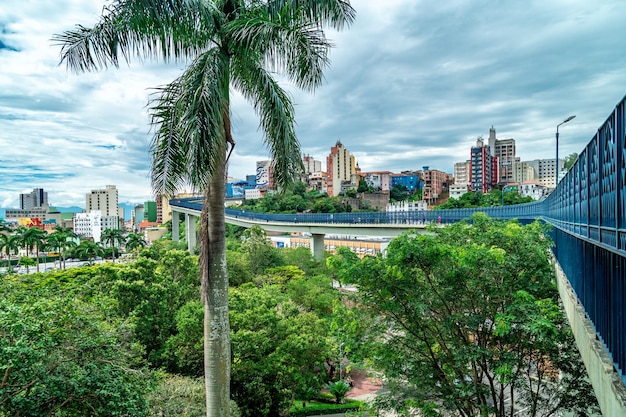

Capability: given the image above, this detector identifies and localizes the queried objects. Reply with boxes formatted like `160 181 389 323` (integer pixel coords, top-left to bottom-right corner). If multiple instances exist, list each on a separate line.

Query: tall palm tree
54 1 354 414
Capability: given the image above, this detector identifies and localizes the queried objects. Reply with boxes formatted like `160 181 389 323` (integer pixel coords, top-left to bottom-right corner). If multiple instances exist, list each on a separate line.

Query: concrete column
172 210 180 241
185 213 197 253
310 233 325 260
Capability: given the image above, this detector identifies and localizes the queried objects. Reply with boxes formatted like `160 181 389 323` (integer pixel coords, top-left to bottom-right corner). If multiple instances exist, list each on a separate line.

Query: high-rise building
144 201 157 222
256 160 273 188
302 154 322 174
488 127 519 184
86 185 119 217
454 161 471 184
326 140 355 197
470 137 498 193
422 168 450 201
20 188 48 210
512 161 536 183
85 185 120 229
525 158 563 190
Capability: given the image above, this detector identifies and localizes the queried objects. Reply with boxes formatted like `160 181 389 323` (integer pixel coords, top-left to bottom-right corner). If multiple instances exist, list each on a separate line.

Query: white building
454 161 471 184
244 188 262 200
74 210 120 242
512 161 536 183
518 181 548 201
449 183 470 199
362 172 392 192
256 160 272 187
386 200 428 212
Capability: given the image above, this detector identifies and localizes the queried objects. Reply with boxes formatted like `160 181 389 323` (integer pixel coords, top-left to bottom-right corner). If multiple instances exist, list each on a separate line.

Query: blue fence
170 95 626 383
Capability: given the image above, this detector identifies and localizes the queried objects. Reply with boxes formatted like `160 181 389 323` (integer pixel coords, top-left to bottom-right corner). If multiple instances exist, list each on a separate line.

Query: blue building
390 173 422 192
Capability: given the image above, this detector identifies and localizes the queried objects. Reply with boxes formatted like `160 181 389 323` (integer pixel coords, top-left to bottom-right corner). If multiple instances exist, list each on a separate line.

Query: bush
289 399 363 417
147 374 241 417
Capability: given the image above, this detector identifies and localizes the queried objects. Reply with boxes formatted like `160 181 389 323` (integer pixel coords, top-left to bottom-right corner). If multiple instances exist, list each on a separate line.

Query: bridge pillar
185 213 197 252
310 233 325 260
172 210 180 241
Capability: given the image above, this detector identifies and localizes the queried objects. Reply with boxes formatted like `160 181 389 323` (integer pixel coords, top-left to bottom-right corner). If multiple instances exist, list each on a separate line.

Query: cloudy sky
1 0 625 209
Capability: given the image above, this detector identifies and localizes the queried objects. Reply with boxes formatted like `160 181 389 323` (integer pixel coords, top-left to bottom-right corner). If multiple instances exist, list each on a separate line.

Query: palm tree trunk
201 152 230 417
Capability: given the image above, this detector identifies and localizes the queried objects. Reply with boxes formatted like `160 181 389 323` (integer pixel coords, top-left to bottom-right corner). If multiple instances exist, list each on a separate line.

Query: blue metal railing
170 94 626 383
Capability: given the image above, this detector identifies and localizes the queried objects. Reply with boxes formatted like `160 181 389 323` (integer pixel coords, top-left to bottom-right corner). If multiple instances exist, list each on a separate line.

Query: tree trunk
201 153 231 417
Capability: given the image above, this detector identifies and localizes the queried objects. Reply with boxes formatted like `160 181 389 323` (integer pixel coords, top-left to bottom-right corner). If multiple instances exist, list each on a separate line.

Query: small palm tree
55 1 355 415
325 380 351 404
75 240 105 265
125 233 147 252
14 226 47 273
53 226 79 269
0 234 19 271
101 228 125 261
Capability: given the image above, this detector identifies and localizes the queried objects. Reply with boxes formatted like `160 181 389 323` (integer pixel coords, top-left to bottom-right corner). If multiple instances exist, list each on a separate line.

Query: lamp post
556 115 576 188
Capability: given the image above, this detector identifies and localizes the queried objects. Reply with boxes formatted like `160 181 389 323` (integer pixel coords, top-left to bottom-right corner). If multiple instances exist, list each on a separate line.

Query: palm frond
228 6 331 91
265 0 356 30
150 48 230 195
231 55 303 189
53 0 219 72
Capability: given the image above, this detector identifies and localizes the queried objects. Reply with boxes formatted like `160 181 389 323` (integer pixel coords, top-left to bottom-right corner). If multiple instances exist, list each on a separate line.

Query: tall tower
326 140 355 197
470 137 498 193
86 185 119 217
20 188 48 209
490 127 519 184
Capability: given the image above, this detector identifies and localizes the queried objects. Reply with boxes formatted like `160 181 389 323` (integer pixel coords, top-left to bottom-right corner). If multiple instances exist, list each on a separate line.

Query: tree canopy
330 213 599 417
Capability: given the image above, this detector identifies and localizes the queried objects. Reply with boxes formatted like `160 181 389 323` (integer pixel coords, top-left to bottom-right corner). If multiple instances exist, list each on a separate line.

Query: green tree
18 256 36 273
342 214 599 417
126 232 148 252
563 152 578 170
52 225 79 269
389 184 408 202
55 2 355 415
101 227 125 260
240 225 284 276
75 240 105 264
0 295 152 416
0 234 19 271
230 284 331 417
14 226 47 273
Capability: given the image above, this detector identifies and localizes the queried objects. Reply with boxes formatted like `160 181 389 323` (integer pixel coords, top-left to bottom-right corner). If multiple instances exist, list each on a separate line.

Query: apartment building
326 141 355 197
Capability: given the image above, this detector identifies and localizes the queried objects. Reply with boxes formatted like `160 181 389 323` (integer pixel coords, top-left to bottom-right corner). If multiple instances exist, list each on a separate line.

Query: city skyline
2 1 626 208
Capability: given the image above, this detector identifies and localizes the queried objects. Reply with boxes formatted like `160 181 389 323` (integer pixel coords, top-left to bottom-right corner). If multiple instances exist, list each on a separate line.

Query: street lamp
556 115 576 188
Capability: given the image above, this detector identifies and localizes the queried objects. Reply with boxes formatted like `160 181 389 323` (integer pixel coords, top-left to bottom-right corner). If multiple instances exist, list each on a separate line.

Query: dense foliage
0 232 366 417
330 213 599 416
1 215 599 416
436 188 534 209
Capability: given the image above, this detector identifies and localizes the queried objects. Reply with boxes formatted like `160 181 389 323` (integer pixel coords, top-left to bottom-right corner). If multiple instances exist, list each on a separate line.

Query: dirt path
345 371 383 399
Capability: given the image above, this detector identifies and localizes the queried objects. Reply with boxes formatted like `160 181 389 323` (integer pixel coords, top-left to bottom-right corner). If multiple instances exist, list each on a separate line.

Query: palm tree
53 225 79 269
54 1 354 414
101 228 125 261
125 232 147 252
0 219 10 233
14 226 47 273
0 234 19 272
75 240 105 265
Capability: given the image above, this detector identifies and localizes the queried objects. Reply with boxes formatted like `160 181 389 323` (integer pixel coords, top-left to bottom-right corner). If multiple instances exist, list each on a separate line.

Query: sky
1 0 625 209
